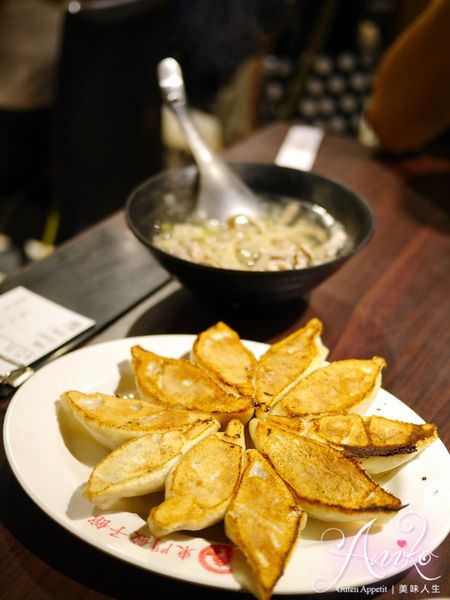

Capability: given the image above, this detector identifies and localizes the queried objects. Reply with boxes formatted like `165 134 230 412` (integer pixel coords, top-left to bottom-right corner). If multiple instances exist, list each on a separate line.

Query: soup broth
153 198 348 272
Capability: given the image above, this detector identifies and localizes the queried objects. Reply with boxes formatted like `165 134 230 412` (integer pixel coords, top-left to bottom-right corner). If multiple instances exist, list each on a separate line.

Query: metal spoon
157 57 261 222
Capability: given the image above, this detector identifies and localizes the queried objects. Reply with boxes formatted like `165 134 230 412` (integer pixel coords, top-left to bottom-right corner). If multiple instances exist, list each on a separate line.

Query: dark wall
53 0 174 241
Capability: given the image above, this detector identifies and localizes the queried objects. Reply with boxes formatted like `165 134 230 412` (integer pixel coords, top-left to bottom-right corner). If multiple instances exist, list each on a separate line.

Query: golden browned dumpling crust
131 346 254 424
225 449 306 600
263 413 438 474
271 356 386 417
255 318 328 414
85 419 219 508
61 390 216 449
250 419 403 522
148 420 245 537
312 414 438 456
192 321 257 398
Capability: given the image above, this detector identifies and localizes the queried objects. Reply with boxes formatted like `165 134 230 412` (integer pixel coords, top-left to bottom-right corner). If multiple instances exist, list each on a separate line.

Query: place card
275 125 324 171
0 286 95 376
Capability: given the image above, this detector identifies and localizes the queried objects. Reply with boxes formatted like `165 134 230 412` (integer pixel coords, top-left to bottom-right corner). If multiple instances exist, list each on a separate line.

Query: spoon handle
158 57 214 166
157 57 261 221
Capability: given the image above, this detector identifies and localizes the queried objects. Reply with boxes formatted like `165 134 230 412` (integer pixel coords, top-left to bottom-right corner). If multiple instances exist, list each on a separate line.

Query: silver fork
0 353 35 389
0 336 93 401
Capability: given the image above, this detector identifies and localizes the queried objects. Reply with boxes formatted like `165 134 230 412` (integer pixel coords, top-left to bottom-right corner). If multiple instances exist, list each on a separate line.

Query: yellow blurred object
162 105 223 157
365 0 450 153
0 0 65 109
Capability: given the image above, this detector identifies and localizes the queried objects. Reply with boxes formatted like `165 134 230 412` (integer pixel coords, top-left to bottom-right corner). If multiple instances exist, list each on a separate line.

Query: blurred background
0 0 446 281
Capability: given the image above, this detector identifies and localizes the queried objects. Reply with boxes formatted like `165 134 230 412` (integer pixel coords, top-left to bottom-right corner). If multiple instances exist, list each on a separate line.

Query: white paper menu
275 125 324 171
0 286 95 376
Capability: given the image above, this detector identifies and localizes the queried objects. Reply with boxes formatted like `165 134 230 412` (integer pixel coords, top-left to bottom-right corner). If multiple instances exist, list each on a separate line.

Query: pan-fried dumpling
255 319 328 415
85 420 219 508
131 346 254 424
270 357 386 417
62 390 215 449
191 321 256 398
308 414 438 473
148 420 245 537
225 450 306 600
250 419 403 522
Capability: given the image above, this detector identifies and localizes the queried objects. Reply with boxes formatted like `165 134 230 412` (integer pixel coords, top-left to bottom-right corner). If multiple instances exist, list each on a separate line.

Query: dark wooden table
1 123 449 600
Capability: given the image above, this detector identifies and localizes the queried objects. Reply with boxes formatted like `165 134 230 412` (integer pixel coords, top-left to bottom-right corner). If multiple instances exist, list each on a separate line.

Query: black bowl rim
125 162 375 277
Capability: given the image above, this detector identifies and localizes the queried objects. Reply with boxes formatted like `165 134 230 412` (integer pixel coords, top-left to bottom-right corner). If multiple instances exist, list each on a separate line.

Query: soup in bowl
126 163 373 305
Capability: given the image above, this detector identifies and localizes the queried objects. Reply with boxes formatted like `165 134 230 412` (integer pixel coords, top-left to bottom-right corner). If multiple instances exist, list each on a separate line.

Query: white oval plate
3 335 450 594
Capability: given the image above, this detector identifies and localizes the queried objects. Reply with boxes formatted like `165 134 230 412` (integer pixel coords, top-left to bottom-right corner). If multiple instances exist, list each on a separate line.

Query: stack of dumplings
62 319 438 600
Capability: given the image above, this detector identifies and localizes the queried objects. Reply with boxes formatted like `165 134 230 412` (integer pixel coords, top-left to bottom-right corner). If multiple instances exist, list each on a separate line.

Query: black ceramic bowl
126 163 373 305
